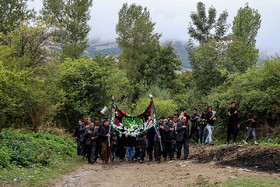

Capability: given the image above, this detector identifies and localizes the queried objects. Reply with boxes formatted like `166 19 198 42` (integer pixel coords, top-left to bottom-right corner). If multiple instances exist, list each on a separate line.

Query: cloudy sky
29 0 280 55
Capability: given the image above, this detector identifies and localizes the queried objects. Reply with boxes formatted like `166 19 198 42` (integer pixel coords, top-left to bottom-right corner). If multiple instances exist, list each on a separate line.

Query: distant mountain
85 40 191 68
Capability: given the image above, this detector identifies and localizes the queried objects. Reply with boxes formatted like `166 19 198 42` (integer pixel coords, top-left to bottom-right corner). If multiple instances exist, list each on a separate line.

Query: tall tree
0 0 35 36
116 3 161 104
188 1 229 43
42 0 93 59
232 3 261 47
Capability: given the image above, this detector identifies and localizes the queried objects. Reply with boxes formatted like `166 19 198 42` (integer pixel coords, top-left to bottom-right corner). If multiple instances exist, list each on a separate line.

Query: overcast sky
29 0 280 55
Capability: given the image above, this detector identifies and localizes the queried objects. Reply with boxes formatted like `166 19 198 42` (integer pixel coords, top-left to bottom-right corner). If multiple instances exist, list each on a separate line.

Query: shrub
0 146 10 168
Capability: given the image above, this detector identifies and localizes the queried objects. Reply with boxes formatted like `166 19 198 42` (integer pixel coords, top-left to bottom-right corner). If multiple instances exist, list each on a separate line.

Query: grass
217 177 280 187
0 155 85 186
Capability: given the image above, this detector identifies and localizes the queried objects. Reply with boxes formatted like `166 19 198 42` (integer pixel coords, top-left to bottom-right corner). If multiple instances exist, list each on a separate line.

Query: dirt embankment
190 145 280 173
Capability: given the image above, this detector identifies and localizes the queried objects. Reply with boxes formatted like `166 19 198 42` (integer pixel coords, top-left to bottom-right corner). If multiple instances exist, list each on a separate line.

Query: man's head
207 106 212 112
252 116 258 122
78 120 82 125
173 116 178 122
159 117 164 124
94 117 100 124
88 117 91 122
174 110 178 115
89 122 94 129
182 116 187 123
183 109 187 114
104 119 109 127
231 102 236 109
167 116 171 121
193 108 197 114
168 119 173 125
83 116 88 123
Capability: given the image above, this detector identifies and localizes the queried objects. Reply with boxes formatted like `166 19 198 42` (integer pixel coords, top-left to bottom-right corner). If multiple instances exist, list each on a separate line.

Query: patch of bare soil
52 145 280 187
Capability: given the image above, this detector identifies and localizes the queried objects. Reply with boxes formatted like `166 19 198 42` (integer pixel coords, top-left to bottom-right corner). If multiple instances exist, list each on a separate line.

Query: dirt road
52 145 280 187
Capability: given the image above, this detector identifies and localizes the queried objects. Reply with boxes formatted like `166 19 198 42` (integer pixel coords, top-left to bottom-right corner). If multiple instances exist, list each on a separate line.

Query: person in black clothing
84 122 99 164
173 110 179 118
126 135 137 162
138 133 147 163
80 116 90 159
226 102 240 145
93 117 102 160
243 116 258 145
164 119 176 160
205 107 215 145
146 126 155 161
176 116 189 160
200 109 208 144
74 120 83 155
189 109 199 143
100 119 114 164
183 109 190 122
117 131 127 162
154 117 165 163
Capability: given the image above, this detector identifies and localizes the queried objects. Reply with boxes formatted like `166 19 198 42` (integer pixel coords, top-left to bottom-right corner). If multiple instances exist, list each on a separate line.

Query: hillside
86 40 191 68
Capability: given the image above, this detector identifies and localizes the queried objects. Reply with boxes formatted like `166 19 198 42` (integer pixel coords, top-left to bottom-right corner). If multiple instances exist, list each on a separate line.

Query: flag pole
108 96 114 147
149 94 163 151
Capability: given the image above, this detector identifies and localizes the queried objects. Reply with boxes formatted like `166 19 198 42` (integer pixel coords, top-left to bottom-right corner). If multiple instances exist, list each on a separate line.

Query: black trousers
118 144 126 160
189 126 199 143
164 141 175 160
154 141 165 161
140 151 145 161
227 123 238 142
81 141 87 157
86 144 96 163
176 139 189 159
147 139 154 160
76 139 81 155
135 147 141 160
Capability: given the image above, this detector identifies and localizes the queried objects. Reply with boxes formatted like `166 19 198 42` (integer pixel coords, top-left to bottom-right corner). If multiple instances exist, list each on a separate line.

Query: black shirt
228 107 239 125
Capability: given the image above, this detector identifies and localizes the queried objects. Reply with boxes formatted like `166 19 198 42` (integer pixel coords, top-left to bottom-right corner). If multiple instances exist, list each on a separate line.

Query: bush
0 129 76 167
0 146 10 168
133 97 178 118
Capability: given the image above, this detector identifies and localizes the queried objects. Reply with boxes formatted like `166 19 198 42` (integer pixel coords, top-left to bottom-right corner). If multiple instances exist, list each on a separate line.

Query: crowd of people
74 102 258 165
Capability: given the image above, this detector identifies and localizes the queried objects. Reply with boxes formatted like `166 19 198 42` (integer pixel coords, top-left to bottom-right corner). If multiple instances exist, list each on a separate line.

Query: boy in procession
154 117 166 163
176 116 189 160
189 108 200 143
243 116 259 145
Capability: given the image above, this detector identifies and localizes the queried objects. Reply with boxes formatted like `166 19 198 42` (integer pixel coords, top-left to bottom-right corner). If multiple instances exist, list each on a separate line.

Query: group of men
74 102 258 164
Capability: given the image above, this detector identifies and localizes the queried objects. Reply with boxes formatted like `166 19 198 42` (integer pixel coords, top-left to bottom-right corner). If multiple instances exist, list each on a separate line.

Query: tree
42 0 93 59
144 43 182 89
0 0 35 36
1 20 53 68
116 3 161 105
232 3 261 47
188 1 229 43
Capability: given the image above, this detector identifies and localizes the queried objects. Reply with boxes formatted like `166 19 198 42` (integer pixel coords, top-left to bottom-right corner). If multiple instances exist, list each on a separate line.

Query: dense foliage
0 129 76 168
0 1 279 141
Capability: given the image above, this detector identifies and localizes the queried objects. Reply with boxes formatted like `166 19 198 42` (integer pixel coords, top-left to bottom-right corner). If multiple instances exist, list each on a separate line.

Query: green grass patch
218 177 280 187
0 155 84 186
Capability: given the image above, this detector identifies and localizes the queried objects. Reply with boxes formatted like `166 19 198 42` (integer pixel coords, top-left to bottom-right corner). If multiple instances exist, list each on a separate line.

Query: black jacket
246 119 256 128
206 112 215 126
176 121 189 141
200 112 207 126
190 113 199 127
100 125 114 143
126 136 137 147
165 125 175 141
154 124 165 142
79 123 88 142
74 125 80 139
228 107 239 125
84 128 99 146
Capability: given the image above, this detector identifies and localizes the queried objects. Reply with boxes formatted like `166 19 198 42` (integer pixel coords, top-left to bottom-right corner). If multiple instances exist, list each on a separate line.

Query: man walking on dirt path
176 116 189 160
227 102 240 145
243 116 259 145
100 119 114 164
